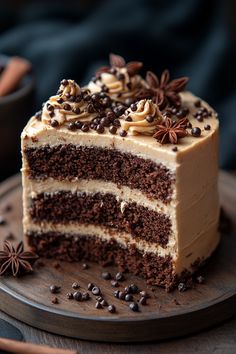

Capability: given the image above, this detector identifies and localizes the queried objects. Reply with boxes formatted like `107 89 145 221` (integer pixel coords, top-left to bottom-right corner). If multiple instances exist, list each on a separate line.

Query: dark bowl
0 55 35 180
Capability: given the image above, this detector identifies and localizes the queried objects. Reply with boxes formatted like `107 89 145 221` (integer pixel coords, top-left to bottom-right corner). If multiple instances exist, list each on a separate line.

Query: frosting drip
120 99 161 136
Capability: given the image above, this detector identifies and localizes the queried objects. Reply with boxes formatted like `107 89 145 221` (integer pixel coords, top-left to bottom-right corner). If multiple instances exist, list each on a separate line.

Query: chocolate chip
96 124 105 134
47 103 54 111
109 126 117 134
50 119 59 128
108 304 116 313
73 291 82 301
95 301 103 309
125 116 133 122
111 280 119 287
130 284 139 294
49 285 61 294
57 97 64 104
115 272 124 281
92 286 101 295
101 299 108 307
119 130 127 137
87 104 95 113
61 79 68 86
72 282 80 289
187 121 192 129
172 146 178 152
145 115 154 123
66 292 74 300
87 283 94 291
139 296 147 305
125 294 133 302
51 297 59 304
102 271 112 280
130 103 137 111
118 291 126 300
178 282 187 292
191 127 201 137
129 302 139 312
81 124 89 132
204 124 211 130
82 292 90 301
82 263 89 270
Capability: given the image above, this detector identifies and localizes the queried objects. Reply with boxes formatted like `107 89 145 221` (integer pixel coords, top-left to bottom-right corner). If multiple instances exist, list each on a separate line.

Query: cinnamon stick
0 56 31 97
0 337 78 354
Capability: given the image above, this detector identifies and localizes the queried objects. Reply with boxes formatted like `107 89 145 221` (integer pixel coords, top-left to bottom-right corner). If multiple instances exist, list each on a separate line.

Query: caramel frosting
88 67 144 103
41 80 97 126
120 99 162 136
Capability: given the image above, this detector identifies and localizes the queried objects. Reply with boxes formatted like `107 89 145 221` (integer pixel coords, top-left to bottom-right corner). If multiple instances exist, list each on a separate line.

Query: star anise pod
0 241 38 276
153 117 188 144
96 53 143 77
137 70 188 109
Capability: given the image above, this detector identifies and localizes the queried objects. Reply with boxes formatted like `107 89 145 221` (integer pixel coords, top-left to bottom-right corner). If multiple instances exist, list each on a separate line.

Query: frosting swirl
120 99 161 136
41 80 97 126
88 67 144 103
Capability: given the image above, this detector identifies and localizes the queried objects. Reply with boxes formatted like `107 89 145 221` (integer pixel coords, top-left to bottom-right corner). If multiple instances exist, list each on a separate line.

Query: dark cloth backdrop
0 0 235 168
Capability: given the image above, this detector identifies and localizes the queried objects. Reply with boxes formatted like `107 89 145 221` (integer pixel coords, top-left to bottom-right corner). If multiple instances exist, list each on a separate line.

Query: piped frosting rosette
120 99 162 136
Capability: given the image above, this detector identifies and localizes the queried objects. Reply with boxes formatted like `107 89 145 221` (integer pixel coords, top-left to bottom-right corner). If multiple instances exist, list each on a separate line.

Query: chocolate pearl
130 284 139 294
202 111 209 117
51 297 59 304
196 275 205 284
65 93 71 99
194 100 201 107
49 111 55 118
113 107 122 117
129 302 139 312
81 124 89 132
113 119 121 127
82 292 90 301
119 130 127 137
96 296 103 302
108 305 116 313
101 299 108 307
204 124 211 130
49 285 61 294
93 118 101 125
172 146 178 152
124 285 132 294
117 73 125 80
72 282 80 289
139 296 147 305
196 115 203 122
69 95 76 102
114 290 120 298
101 84 108 92
100 117 110 127
0 216 6 225
96 124 105 134
73 107 81 114
75 95 82 103
102 97 111 107
102 271 112 280
91 93 100 101
66 292 74 300
83 94 91 101
63 103 71 111
109 126 117 134
125 294 133 302
130 103 137 111
118 292 126 300
35 111 42 120
47 103 54 111
176 109 187 118
73 291 82 301
107 111 116 120
75 121 82 129
82 263 88 269
50 119 59 128
68 122 77 131
111 280 119 287
191 127 201 137
139 291 149 298
92 286 101 295
61 79 68 86
145 115 154 123
95 301 103 309
115 272 124 281
125 98 134 106
87 104 95 113
125 116 132 122
57 97 64 104
178 282 187 292
87 283 94 291
110 68 117 75
90 123 97 130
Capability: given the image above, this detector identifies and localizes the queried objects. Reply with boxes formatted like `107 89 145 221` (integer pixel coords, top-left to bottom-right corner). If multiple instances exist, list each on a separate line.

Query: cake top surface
22 53 219 158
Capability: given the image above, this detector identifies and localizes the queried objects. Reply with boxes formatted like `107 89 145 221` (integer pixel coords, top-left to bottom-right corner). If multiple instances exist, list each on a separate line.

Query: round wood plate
0 172 235 342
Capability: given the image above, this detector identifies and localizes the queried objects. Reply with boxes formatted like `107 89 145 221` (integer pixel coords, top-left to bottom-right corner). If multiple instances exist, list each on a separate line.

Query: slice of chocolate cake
21 54 219 290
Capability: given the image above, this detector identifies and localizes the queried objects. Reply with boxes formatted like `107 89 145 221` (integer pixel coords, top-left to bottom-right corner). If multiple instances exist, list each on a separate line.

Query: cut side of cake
21 55 220 290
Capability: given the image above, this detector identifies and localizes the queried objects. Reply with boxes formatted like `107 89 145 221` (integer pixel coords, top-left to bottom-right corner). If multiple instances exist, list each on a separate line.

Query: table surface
0 172 236 354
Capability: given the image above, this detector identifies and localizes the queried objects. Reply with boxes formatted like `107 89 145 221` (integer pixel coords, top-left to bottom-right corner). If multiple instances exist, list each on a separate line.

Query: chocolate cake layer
29 191 171 246
26 231 176 289
24 144 174 202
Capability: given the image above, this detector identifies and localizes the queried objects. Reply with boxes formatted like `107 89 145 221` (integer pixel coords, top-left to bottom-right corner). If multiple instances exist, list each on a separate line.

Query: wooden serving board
0 172 235 342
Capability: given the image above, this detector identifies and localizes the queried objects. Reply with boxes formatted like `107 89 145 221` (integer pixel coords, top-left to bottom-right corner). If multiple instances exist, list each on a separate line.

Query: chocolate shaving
137 70 188 108
0 241 38 276
153 117 188 144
